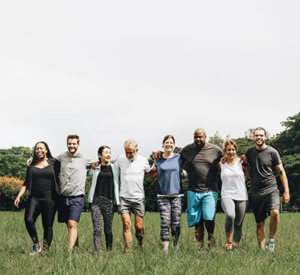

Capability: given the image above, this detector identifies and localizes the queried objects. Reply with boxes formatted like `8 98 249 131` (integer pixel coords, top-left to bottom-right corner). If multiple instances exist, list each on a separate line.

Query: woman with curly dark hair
14 141 60 257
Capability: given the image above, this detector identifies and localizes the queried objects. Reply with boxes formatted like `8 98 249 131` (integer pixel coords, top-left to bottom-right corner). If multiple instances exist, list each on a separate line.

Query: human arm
14 185 27 208
276 163 290 204
242 163 251 179
147 165 158 179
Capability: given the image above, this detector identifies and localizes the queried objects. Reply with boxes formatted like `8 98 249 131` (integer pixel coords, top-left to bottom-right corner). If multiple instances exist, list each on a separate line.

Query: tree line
0 111 299 211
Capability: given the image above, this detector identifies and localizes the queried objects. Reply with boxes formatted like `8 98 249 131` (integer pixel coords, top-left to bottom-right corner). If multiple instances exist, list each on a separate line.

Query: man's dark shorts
57 195 84 223
250 190 280 223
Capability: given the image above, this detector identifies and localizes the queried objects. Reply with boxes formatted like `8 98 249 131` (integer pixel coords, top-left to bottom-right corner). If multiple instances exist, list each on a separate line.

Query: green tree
0 147 32 179
270 111 300 210
209 131 224 148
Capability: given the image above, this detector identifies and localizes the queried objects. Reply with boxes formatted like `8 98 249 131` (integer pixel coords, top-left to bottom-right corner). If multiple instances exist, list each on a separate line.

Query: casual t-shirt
57 152 93 196
154 153 183 196
220 160 248 201
181 143 223 192
246 146 281 195
115 154 151 199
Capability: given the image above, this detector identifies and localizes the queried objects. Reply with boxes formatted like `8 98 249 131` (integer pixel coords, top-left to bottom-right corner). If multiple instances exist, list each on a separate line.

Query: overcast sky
1 0 299 159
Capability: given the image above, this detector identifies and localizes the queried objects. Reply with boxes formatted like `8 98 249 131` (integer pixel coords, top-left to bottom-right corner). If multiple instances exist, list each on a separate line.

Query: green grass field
0 211 299 274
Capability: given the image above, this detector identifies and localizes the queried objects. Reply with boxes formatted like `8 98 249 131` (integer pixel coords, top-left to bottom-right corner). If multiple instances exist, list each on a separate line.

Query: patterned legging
157 196 183 244
91 196 114 251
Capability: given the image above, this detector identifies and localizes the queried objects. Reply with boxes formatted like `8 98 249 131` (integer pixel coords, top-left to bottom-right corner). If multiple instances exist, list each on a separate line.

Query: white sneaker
29 244 42 256
266 240 275 253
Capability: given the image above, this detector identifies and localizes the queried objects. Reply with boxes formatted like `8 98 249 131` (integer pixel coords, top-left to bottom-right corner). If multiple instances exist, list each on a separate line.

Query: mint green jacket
88 164 120 205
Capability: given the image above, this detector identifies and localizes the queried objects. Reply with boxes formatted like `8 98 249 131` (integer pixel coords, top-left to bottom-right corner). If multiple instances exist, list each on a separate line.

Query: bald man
181 129 223 249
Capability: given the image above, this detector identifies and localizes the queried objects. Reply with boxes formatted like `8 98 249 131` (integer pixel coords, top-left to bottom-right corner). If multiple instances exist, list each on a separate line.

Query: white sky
1 0 299 159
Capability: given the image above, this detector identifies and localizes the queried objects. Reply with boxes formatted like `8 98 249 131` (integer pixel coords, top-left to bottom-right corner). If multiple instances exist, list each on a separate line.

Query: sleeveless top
220 159 248 201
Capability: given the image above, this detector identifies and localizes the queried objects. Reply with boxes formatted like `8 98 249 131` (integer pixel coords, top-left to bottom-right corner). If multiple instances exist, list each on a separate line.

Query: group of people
14 127 290 256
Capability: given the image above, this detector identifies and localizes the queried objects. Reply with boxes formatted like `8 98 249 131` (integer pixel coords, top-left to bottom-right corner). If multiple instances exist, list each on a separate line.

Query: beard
256 141 265 147
68 147 78 154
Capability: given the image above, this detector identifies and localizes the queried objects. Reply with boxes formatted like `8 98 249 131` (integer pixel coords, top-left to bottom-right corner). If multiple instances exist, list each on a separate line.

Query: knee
68 220 77 230
256 222 264 230
123 220 131 232
161 219 170 228
25 216 34 226
227 213 235 222
270 210 279 217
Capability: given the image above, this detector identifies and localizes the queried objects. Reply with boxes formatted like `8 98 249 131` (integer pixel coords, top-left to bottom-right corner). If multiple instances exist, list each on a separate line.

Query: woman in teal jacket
88 146 120 251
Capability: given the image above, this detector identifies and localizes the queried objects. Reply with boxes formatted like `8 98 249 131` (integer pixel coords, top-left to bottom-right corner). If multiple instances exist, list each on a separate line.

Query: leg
256 221 266 249
157 197 171 242
134 215 144 248
100 198 114 251
269 209 280 239
170 197 183 248
67 220 78 251
91 199 103 251
40 196 56 253
195 220 204 249
233 200 247 244
121 213 132 250
24 197 41 245
157 197 171 252
202 192 218 246
221 197 236 247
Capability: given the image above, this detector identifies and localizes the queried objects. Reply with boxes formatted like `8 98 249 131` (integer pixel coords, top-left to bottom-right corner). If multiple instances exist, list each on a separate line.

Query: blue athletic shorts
57 195 84 223
187 190 218 227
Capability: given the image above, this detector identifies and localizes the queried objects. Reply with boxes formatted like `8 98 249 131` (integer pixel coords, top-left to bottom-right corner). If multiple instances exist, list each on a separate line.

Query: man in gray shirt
56 134 93 251
245 127 289 252
181 128 223 249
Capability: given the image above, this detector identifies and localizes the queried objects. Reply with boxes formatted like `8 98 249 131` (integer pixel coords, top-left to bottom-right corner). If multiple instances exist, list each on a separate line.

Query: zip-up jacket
88 164 120 205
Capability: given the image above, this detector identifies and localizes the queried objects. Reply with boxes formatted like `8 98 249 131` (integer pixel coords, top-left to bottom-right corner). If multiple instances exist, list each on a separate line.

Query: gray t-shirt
246 146 281 195
57 152 93 197
181 143 223 193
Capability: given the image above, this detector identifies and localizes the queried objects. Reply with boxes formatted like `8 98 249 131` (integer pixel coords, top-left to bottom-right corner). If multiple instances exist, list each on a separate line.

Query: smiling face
225 144 237 158
253 129 267 148
99 148 111 164
124 145 138 161
194 130 207 147
163 137 175 153
35 143 48 160
67 138 79 155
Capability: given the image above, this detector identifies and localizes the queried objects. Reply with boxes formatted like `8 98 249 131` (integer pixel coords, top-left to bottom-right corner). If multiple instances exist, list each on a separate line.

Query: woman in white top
219 140 250 251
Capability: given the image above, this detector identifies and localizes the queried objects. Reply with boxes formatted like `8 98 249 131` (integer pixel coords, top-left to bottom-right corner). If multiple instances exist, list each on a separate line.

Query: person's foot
207 235 215 248
40 251 48 258
196 241 204 251
161 241 169 253
172 243 179 251
29 244 42 256
266 239 275 253
225 242 233 252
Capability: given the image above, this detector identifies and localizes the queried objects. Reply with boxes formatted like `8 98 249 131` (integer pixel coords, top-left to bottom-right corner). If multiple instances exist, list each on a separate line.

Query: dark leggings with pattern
91 196 114 251
24 194 56 249
157 196 183 244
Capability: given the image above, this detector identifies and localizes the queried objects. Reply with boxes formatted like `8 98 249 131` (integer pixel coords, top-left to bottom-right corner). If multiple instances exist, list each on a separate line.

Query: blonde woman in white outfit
219 140 250 251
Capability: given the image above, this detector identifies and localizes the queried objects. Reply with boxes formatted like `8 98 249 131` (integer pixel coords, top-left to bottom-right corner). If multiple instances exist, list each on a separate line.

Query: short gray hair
124 139 138 149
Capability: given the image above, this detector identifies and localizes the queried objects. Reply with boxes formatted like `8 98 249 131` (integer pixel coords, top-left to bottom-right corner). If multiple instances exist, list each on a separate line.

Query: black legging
24 194 56 248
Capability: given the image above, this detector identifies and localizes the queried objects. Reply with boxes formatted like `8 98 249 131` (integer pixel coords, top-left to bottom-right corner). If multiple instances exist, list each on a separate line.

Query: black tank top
94 165 114 200
31 166 55 197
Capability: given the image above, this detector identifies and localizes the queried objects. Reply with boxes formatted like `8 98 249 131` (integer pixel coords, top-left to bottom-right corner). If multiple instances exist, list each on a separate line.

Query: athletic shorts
250 190 280 223
118 197 145 217
187 190 218 227
57 195 84 223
